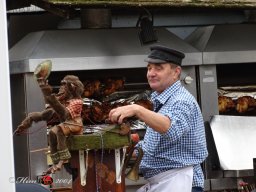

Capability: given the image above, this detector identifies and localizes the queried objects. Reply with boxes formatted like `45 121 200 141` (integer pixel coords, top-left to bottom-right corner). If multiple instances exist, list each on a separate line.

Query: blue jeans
192 187 203 192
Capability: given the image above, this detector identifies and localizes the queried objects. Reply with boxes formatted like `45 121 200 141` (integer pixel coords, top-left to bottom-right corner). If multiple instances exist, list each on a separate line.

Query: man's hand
109 105 139 124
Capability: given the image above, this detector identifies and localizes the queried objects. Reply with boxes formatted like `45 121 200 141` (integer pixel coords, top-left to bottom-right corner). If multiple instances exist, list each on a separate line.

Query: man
109 45 208 192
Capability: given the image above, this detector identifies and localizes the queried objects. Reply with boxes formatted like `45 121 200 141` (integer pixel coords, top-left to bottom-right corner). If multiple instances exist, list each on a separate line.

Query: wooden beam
38 0 256 9
31 0 77 19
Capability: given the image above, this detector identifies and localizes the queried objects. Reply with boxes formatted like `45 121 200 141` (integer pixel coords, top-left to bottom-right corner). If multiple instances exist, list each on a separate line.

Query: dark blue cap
144 45 185 66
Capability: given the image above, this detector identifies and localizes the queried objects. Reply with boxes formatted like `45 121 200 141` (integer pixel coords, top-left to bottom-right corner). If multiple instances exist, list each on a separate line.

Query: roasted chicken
83 78 125 99
102 78 125 96
82 98 152 124
83 80 101 98
236 96 256 113
218 96 235 113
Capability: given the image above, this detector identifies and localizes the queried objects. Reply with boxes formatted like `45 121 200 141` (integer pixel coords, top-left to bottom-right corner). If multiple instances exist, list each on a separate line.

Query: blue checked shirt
137 80 208 188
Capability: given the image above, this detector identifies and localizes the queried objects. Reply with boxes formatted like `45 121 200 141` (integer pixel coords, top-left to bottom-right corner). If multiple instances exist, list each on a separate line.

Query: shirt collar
151 80 181 105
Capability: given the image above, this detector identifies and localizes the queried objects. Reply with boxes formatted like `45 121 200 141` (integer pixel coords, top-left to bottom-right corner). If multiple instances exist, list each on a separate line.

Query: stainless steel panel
186 24 256 65
210 115 256 170
11 74 29 177
204 50 256 65
9 28 202 74
25 74 48 178
198 65 218 121
210 178 238 190
181 66 197 99
12 73 48 178
204 179 210 191
210 177 256 190
224 170 254 178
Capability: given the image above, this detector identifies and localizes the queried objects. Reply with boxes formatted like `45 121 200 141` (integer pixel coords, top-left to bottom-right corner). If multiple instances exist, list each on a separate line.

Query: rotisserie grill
186 24 256 191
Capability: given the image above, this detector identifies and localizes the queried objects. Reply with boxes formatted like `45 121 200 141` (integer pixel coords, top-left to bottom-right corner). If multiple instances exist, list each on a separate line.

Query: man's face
147 63 181 93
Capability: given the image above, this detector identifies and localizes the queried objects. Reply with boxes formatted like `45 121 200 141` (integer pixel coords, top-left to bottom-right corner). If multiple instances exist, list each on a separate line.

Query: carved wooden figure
15 62 84 175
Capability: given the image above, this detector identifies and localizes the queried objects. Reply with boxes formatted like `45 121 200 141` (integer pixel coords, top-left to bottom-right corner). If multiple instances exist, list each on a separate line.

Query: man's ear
176 66 181 74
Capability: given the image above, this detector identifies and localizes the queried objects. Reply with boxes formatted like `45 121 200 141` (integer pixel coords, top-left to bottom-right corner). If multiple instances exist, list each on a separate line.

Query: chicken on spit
236 96 256 113
83 78 125 99
218 96 236 113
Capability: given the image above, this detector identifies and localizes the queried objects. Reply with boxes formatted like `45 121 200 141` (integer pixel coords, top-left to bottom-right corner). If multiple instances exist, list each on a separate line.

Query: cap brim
144 57 166 64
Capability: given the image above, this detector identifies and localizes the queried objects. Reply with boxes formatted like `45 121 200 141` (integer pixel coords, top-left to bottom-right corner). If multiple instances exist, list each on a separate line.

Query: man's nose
148 69 156 76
